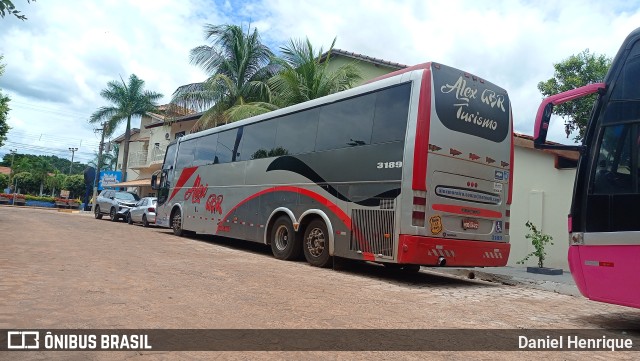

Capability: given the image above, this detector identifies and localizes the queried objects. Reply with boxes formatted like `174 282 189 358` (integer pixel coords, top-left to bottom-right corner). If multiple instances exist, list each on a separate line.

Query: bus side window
239 121 277 160
216 129 239 164
275 108 320 155
194 134 218 166
371 83 412 144
593 124 634 194
315 92 376 151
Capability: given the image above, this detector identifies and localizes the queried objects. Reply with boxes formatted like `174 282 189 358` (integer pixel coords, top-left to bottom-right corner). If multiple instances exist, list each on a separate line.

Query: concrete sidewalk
425 266 581 297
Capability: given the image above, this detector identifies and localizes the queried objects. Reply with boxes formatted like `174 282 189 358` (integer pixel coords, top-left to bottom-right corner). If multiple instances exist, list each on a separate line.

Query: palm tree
30 158 53 196
170 24 278 130
88 143 118 172
269 37 362 108
89 74 163 181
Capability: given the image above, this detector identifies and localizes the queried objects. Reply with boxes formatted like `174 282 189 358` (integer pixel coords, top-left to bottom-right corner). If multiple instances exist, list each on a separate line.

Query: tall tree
537 49 611 140
171 24 278 130
30 157 52 195
89 74 162 181
268 37 361 108
0 55 10 148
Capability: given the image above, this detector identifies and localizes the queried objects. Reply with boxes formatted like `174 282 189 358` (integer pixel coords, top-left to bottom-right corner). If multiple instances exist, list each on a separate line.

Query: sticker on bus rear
429 215 443 235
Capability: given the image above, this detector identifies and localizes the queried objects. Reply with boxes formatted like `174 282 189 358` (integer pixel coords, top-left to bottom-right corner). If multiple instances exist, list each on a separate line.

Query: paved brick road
1 206 638 360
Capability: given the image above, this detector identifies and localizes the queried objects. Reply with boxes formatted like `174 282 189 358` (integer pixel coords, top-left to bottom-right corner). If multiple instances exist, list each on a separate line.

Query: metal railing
149 147 165 164
127 147 166 168
128 150 148 168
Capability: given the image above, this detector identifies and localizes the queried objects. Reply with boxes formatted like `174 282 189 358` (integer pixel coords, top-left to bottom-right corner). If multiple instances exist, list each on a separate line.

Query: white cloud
1 0 639 162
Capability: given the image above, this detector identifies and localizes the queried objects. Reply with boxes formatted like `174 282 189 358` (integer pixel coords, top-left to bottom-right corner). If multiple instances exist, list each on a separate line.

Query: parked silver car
94 190 140 222
127 197 157 227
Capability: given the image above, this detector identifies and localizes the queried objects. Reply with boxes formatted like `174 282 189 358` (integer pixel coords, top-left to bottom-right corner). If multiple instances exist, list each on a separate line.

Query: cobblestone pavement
1 206 639 360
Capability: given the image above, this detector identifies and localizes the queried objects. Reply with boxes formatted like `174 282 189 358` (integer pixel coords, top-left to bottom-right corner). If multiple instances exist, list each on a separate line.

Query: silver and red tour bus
153 62 514 269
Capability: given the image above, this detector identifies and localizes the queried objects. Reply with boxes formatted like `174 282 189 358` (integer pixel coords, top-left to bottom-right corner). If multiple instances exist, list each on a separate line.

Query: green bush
25 195 55 202
0 173 8 190
13 172 39 194
62 174 85 198
517 221 554 268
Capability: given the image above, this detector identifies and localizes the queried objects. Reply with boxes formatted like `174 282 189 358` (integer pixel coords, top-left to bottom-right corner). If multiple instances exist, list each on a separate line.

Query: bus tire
303 219 331 268
171 208 185 237
270 216 301 260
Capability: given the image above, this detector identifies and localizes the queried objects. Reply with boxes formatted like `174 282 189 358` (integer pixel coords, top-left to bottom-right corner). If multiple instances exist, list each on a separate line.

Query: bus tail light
412 211 426 227
412 191 427 227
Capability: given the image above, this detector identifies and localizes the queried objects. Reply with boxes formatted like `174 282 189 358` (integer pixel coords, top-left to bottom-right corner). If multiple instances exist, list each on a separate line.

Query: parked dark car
94 190 140 222
127 197 157 227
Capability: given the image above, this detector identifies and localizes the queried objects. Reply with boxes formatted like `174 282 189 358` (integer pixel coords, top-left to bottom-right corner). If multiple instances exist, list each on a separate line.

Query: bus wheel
171 209 184 237
303 219 331 268
270 216 301 260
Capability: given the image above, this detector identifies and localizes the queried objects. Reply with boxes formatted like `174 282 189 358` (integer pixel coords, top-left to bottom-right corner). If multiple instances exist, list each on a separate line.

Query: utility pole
92 122 107 211
68 147 78 175
8 149 16 190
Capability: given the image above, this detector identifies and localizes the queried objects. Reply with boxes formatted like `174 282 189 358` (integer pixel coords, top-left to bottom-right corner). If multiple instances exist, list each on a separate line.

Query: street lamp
68 147 78 175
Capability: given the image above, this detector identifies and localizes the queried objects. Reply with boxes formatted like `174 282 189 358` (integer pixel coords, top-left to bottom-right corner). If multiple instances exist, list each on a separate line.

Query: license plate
462 219 479 230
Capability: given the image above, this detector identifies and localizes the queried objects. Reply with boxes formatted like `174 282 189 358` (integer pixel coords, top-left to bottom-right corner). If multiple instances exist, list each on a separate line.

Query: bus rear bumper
397 235 510 267
568 245 640 309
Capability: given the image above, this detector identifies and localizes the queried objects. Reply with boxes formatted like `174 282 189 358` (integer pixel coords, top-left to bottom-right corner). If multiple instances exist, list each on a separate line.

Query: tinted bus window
371 83 411 144
240 120 277 160
163 143 177 170
315 93 376 151
216 128 241 163
593 124 635 194
193 134 218 166
275 108 320 155
175 139 196 169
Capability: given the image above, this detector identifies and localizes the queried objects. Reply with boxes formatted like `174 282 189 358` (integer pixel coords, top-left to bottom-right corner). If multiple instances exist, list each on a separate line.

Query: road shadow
166 232 498 290
575 311 640 334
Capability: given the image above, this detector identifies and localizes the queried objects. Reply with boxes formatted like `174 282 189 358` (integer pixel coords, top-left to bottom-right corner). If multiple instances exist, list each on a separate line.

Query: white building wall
508 147 576 270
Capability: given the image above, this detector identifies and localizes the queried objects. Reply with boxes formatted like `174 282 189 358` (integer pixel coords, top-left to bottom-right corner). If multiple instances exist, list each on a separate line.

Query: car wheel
109 207 118 222
127 212 133 225
270 216 301 260
303 219 331 268
94 205 102 219
142 214 149 227
171 209 184 236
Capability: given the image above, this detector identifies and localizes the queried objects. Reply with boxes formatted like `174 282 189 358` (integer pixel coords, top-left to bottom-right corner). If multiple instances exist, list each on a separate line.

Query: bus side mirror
533 82 605 151
151 174 158 190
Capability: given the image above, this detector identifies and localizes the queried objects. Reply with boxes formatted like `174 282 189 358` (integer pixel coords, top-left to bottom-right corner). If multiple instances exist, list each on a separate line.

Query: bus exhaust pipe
438 256 446 267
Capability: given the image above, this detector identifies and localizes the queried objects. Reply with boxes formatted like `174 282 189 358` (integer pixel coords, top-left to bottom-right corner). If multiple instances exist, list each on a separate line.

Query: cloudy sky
1 0 639 164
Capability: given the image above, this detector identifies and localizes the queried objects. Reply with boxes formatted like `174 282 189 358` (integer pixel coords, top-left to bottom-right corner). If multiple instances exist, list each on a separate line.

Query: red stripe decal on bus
219 186 352 230
431 204 502 219
167 166 198 202
412 67 432 191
